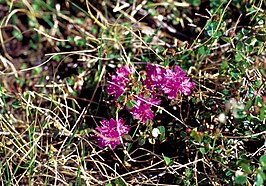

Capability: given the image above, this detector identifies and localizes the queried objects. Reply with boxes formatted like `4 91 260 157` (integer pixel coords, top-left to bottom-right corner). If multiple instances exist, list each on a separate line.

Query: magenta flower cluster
144 64 195 98
107 63 194 123
96 118 130 149
128 95 162 124
96 63 194 149
106 65 135 100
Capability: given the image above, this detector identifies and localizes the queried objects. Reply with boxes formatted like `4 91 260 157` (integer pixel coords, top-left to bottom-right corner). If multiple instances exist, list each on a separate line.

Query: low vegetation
0 0 265 185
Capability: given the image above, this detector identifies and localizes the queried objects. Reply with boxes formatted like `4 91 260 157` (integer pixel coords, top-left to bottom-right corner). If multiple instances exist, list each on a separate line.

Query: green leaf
221 61 228 70
256 174 264 186
206 21 219 37
158 126 165 141
240 163 252 174
188 0 201 6
235 175 247 184
226 170 233 176
138 138 146 146
255 97 262 105
180 131 187 138
67 35 74 42
221 36 230 43
244 99 253 111
163 154 172 166
114 177 127 186
66 77 75 86
29 39 37 49
116 95 123 103
75 39 86 47
259 125 266 134
255 80 262 88
32 66 42 76
198 46 205 55
199 147 207 154
259 105 265 121
222 89 229 96
259 155 266 167
132 83 142 95
122 134 132 142
126 100 136 109
190 128 202 142
12 101 21 109
12 30 23 41
235 53 243 62
185 168 192 178
164 57 170 67
52 55 61 62
256 168 266 186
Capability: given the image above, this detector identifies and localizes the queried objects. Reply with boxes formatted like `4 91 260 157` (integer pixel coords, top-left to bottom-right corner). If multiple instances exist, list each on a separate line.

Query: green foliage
126 100 136 109
188 0 201 6
234 155 266 186
235 175 247 185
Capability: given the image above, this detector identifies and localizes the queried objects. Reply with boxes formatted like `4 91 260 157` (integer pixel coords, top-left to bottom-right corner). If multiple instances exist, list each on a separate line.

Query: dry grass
0 0 265 185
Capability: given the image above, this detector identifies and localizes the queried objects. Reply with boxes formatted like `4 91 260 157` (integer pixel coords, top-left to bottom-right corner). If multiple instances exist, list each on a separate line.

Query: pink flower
144 64 194 99
106 65 135 100
96 118 130 149
179 77 195 95
116 65 135 77
144 64 164 91
128 95 161 124
161 68 181 99
163 65 194 97
106 75 127 100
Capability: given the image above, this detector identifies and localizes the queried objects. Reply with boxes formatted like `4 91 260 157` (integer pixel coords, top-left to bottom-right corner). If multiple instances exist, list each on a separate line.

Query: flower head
106 65 135 100
96 118 130 149
143 64 194 99
179 77 195 95
128 95 161 124
163 65 195 97
144 64 164 91
116 65 135 77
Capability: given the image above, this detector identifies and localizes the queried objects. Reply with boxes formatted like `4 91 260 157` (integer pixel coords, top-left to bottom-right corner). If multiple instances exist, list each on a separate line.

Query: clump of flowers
97 63 194 149
106 63 195 123
96 118 130 149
